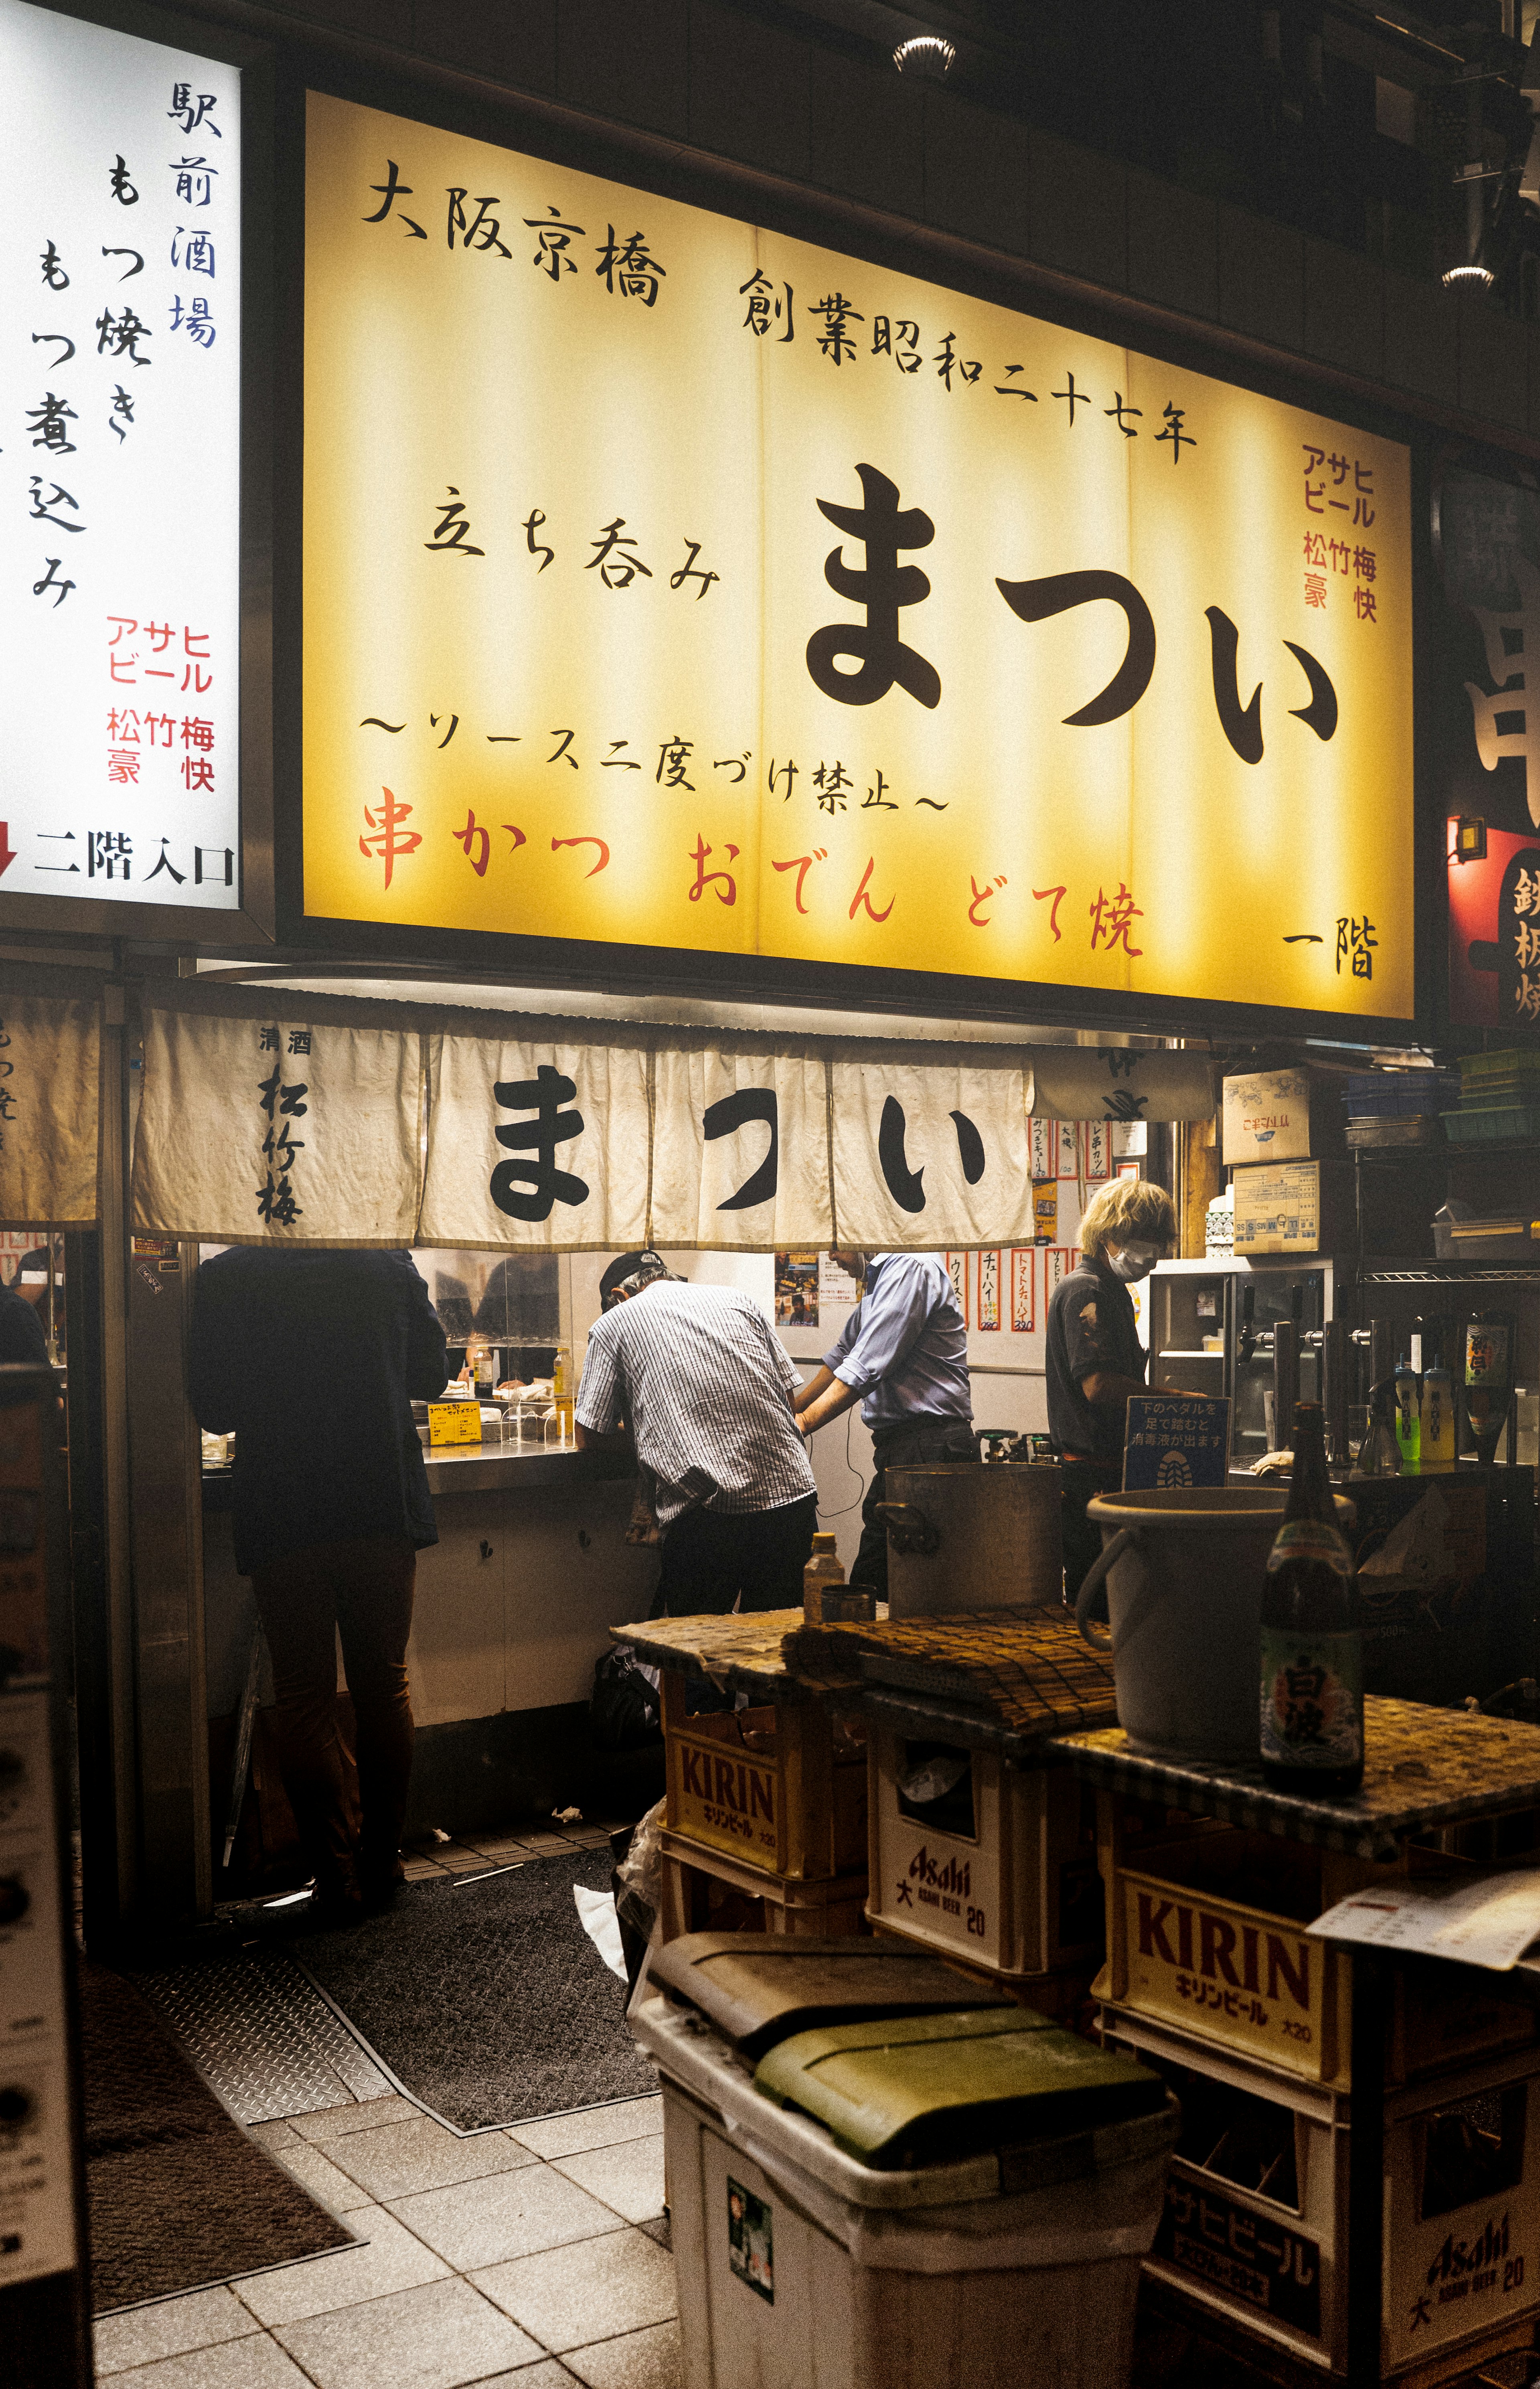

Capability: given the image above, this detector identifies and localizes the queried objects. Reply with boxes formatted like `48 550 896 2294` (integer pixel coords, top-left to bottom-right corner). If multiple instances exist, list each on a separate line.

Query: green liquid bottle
1419 1364 1456 1473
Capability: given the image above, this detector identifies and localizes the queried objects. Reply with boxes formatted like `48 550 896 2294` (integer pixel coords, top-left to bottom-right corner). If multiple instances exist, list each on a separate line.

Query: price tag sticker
428 1401 482 1447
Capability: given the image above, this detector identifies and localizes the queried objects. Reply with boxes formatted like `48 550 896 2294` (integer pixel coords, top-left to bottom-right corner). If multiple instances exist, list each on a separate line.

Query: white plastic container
631 1990 1178 2389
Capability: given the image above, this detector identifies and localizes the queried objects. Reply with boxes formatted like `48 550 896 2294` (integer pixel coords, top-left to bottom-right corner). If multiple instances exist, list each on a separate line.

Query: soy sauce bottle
1259 1402 1364 1794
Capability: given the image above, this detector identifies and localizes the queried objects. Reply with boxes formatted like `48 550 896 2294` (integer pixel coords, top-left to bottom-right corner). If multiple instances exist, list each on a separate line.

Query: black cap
599 1252 650 1305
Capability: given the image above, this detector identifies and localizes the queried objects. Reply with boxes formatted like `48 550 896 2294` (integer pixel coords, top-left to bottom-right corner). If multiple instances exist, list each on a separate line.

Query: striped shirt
576 1282 816 1528
824 1251 973 1431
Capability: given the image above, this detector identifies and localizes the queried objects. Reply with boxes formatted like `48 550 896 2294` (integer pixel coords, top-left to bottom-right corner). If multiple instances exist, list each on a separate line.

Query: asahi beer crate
865 1726 1102 1985
1103 2009 1540 2381
664 1698 867 1883
1096 1808 1536 2090
658 1828 867 1943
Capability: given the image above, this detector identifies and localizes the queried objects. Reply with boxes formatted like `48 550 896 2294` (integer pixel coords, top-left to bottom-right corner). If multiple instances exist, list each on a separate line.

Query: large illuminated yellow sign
303 92 1413 1016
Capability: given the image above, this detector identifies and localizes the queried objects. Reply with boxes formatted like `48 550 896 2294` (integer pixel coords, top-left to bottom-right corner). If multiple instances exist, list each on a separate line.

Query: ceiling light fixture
892 33 955 76
1441 260 1495 286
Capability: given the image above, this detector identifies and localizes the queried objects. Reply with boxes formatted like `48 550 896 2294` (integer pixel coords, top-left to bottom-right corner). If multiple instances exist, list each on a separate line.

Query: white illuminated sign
0 0 241 907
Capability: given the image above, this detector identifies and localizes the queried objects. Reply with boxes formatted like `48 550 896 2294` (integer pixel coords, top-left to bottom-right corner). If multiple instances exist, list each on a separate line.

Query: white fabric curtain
129 995 1214 1250
417 1033 651 1251
0 995 100 1228
648 1049 832 1250
131 1003 422 1245
829 1062 1037 1248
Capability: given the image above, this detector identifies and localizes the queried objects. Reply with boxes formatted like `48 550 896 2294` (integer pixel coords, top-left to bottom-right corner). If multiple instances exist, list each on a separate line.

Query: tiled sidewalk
91 2089 677 2389
399 1822 622 1884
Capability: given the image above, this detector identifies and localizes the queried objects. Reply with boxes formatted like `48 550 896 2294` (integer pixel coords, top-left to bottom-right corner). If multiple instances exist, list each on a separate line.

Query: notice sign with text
0 0 241 909
302 93 1412 1017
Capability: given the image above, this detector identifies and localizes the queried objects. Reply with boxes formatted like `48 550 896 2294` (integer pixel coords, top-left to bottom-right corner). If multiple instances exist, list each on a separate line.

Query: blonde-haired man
1046 1177 1177 1601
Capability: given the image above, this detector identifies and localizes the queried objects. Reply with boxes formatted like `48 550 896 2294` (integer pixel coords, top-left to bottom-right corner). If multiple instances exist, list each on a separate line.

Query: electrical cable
815 1403 869 1522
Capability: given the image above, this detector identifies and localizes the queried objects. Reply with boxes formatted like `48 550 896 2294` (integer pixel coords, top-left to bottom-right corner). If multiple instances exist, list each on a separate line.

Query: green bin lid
648 1933 1015 2059
752 2006 1165 2170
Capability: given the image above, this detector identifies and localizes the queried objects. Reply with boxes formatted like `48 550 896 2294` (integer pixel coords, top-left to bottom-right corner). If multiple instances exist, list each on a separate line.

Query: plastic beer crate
1102 2008 1540 2382
1096 1801 1538 2091
864 1723 1103 1988
658 1828 867 1942
662 1679 867 1884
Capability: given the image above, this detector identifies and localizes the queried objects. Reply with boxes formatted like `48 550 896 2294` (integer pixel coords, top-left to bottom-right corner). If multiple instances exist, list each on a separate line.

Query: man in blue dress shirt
793 1248 973 1601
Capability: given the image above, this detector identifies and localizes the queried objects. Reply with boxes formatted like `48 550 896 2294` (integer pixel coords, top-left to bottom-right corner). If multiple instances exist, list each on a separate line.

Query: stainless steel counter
420 1443 634 1495
202 1443 635 1506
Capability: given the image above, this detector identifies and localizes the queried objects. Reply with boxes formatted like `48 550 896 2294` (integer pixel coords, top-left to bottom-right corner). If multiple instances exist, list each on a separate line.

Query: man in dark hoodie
189 1247 447 1923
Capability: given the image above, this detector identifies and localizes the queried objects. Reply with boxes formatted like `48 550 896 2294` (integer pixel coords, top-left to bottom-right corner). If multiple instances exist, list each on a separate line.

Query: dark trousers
251 1533 417 1900
1061 1457 1123 1609
657 1493 819 1617
849 1416 977 1601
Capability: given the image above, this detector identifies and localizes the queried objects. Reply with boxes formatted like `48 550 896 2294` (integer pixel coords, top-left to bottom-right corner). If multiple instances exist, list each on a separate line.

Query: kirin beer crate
1102 2008 1540 2383
863 1724 1103 1988
662 1687 867 1883
657 1828 867 1943
1096 1803 1537 2091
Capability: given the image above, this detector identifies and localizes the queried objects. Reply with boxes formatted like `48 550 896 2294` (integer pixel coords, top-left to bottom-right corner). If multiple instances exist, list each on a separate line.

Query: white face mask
1108 1242 1161 1283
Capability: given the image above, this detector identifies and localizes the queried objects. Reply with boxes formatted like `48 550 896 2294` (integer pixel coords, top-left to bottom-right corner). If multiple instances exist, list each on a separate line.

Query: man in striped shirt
575 1252 819 1616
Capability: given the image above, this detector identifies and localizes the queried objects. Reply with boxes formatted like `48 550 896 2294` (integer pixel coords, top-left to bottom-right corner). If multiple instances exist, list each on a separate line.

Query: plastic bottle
1394 1357 1421 1475
552 1348 574 1441
1259 1401 1364 1793
1356 1378 1402 1478
1419 1362 1456 1473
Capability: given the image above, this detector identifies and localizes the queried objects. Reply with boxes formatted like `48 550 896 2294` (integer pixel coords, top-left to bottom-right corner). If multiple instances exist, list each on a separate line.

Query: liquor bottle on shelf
1393 1356 1421 1474
1259 1402 1364 1794
1463 1313 1515 1467
1419 1358 1456 1473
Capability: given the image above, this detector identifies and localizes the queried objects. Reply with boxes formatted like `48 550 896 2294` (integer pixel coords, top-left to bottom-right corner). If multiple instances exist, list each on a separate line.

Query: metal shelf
1358 1264 1540 1286
1353 1140 1540 1164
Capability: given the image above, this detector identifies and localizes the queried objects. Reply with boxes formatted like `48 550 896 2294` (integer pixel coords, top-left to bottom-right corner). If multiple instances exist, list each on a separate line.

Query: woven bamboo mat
783 1608 1119 1740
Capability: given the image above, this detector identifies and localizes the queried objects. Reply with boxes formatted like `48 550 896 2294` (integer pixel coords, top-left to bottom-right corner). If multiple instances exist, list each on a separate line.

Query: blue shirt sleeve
825 1257 944 1396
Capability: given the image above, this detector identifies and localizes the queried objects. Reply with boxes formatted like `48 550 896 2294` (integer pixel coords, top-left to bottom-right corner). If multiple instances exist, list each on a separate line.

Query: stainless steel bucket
875 1463 1064 1617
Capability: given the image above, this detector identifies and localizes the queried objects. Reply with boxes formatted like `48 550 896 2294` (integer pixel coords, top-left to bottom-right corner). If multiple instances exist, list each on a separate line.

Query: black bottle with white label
1259 1402 1363 1794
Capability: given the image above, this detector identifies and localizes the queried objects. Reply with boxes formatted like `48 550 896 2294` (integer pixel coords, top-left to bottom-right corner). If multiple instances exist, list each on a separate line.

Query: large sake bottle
1258 1402 1364 1794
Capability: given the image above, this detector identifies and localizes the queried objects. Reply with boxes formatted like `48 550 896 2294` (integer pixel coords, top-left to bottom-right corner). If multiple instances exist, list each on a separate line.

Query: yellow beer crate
864 1722 1102 1985
662 1685 867 1883
1096 1801 1537 2091
657 1828 867 1942
1103 2007 1540 2383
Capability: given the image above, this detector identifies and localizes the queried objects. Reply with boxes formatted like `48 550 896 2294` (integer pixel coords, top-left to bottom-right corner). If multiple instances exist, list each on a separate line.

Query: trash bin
632 1934 1179 2389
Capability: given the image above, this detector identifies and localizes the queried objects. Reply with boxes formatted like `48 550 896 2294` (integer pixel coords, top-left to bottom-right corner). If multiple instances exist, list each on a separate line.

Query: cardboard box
1232 1159 1323 1254
1223 1069 1344 1165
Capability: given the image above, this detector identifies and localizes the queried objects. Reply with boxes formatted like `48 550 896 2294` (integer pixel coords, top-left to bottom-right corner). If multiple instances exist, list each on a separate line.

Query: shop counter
201 1443 634 1509
200 1445 660 1811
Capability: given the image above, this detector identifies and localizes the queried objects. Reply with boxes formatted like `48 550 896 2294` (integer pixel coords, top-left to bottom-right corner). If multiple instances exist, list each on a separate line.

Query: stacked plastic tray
1341 1069 1459 1149
1441 1050 1540 1146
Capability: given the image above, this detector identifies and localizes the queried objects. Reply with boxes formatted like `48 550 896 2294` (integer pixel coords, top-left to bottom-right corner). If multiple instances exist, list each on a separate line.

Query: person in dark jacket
189 1247 448 1922
0 1280 49 1366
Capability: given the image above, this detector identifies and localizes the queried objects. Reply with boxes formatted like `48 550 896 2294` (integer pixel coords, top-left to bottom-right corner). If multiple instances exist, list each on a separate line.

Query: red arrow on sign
0 825 14 879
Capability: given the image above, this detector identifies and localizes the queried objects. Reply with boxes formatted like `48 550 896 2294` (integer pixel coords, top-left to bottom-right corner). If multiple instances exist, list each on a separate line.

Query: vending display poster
301 90 1413 1018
